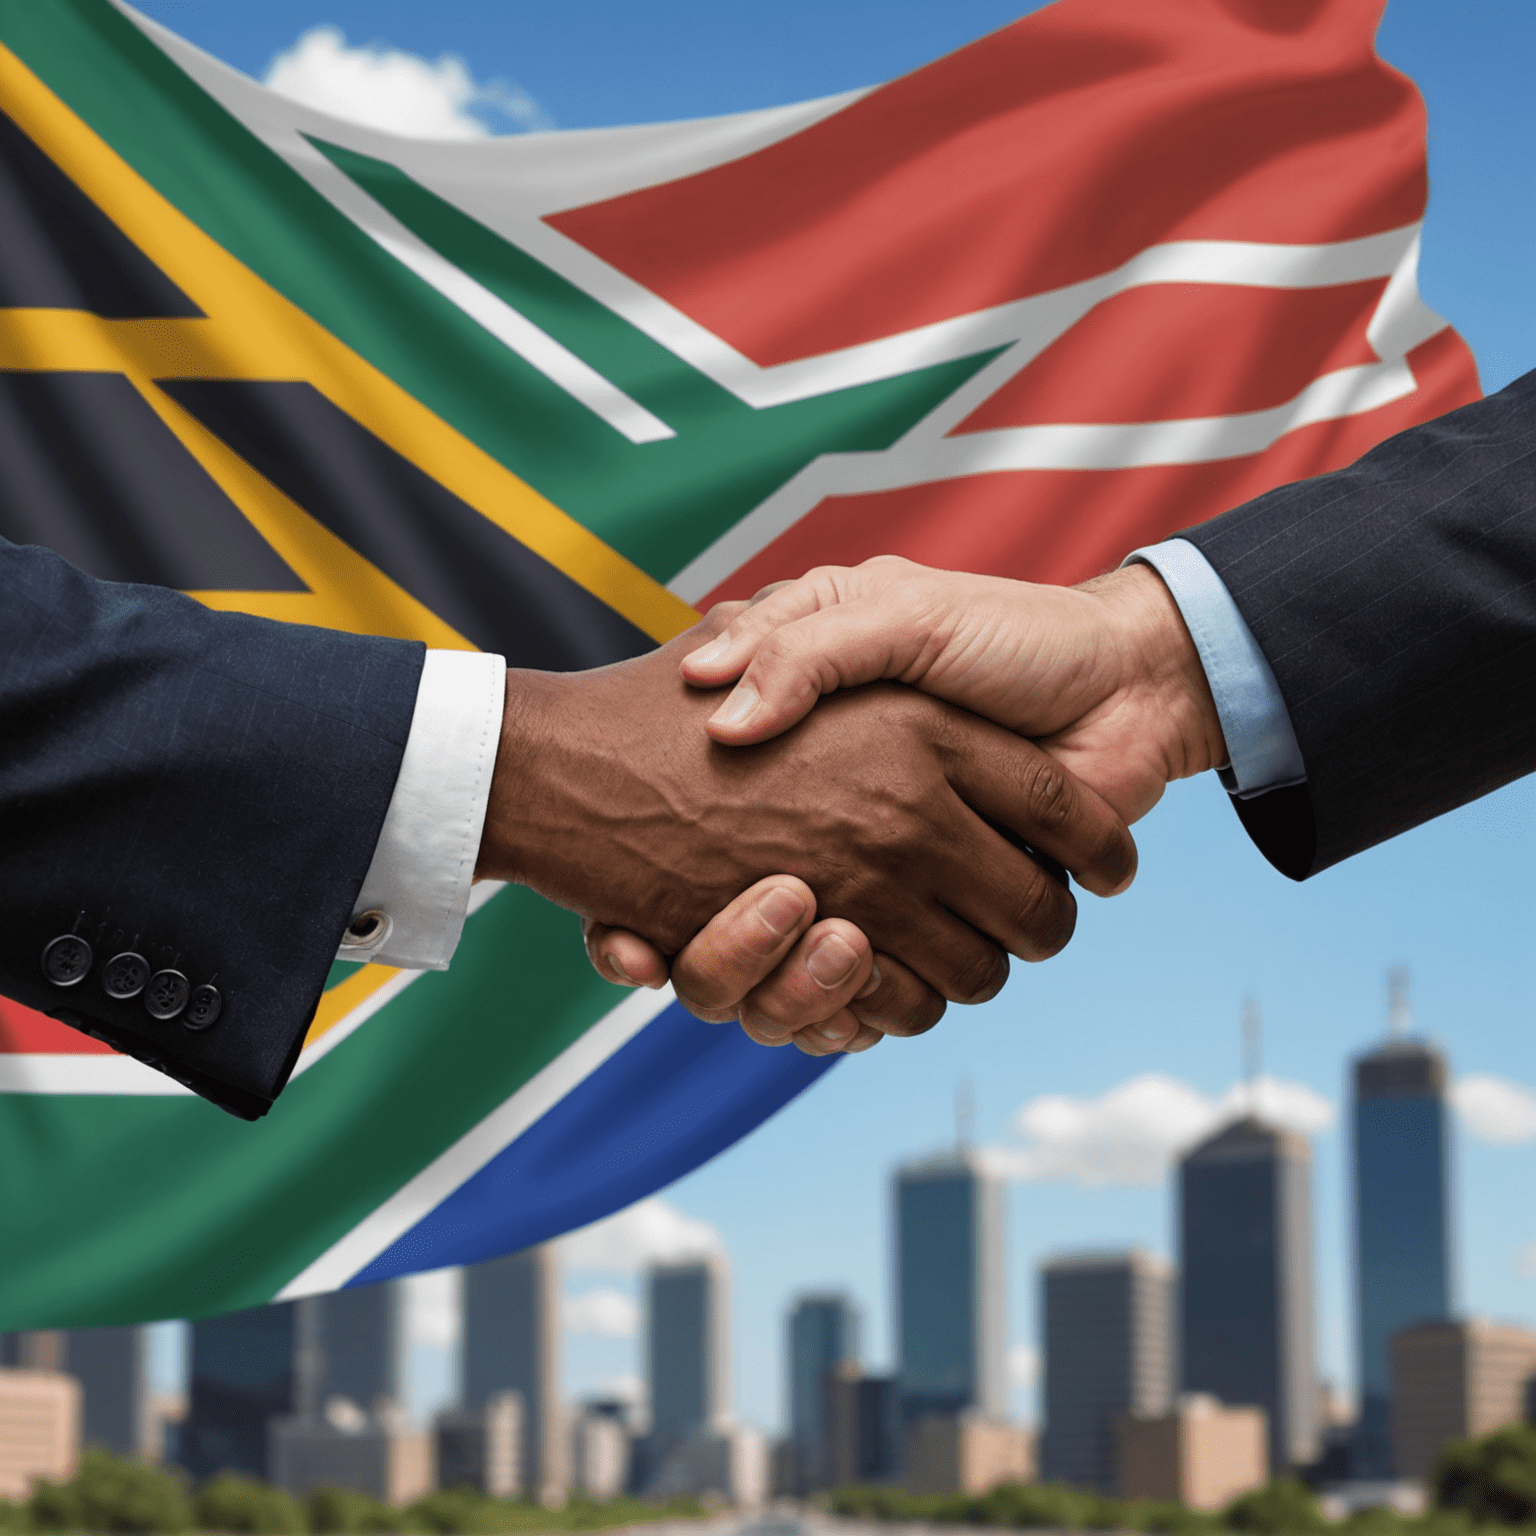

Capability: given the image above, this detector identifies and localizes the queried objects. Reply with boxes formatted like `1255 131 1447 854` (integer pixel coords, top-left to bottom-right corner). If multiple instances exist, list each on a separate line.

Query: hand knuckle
949 947 1009 1005
1022 755 1074 832
1016 876 1077 958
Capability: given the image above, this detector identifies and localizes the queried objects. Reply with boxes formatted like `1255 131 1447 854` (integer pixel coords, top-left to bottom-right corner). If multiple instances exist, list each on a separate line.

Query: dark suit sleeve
0 537 425 1119
1180 366 1536 880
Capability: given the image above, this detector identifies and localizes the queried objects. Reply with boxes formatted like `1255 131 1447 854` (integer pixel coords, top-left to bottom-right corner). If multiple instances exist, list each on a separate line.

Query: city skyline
137 960 1536 1445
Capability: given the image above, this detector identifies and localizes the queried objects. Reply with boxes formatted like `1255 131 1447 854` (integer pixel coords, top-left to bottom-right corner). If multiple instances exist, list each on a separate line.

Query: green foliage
1435 1425 1536 1527
1223 1481 1325 1535
26 1450 193 1533
193 1473 306 1535
305 1486 400 1534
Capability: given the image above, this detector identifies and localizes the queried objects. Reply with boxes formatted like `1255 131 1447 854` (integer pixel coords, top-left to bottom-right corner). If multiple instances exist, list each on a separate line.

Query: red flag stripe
701 328 1479 602
0 996 118 1055
550 0 1423 367
958 279 1387 431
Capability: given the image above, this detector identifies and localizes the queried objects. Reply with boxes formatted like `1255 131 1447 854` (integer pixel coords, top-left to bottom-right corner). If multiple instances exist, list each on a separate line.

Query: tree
1434 1424 1536 1525
1223 1480 1324 1535
193 1472 307 1534
28 1449 193 1533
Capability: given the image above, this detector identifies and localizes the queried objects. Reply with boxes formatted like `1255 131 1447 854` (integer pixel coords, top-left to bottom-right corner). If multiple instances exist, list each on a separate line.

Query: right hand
680 556 1229 825
477 607 1137 1009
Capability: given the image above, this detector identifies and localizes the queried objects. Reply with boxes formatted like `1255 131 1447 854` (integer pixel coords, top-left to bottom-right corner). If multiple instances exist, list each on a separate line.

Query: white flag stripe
271 136 676 445
274 982 679 1299
0 1053 193 1096
667 233 1447 601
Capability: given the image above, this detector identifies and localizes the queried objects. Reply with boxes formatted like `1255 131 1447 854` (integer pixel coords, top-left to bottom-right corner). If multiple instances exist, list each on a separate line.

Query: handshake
474 556 1228 1056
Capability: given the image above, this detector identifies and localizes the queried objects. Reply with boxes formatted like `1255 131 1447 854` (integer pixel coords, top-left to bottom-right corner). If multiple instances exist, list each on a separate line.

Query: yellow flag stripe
0 44 699 645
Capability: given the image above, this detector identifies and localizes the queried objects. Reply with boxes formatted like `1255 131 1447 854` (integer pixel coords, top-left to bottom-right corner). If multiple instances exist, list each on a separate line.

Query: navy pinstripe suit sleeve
0 536 425 1118
1180 367 1536 880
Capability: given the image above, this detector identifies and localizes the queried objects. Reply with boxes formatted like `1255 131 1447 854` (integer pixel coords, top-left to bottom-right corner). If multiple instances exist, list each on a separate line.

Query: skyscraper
67 1326 151 1459
1179 1117 1318 1474
646 1253 730 1465
1351 970 1453 1477
895 1152 1006 1428
311 1280 408 1414
1040 1250 1174 1493
787 1293 861 1492
182 1302 299 1481
463 1246 565 1504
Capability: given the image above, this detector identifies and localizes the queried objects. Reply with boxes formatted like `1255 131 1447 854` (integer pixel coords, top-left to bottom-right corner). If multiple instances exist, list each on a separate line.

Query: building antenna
1242 996 1263 1113
1388 963 1412 1040
956 1078 974 1153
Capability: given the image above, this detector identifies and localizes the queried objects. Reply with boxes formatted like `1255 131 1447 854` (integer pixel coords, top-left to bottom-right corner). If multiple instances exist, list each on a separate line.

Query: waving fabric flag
0 0 1478 1327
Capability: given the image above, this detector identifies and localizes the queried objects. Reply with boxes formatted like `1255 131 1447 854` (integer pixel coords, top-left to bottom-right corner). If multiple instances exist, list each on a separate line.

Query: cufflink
341 908 392 952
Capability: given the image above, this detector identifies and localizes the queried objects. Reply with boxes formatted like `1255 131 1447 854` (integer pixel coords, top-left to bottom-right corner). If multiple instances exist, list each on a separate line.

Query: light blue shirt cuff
1123 539 1306 799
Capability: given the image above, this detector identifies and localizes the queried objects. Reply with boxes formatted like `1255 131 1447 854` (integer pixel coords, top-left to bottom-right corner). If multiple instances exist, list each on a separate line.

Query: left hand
584 874 945 1056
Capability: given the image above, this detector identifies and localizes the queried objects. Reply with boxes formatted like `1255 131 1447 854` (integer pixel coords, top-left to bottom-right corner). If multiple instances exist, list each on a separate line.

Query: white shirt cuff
1124 539 1306 799
338 649 506 970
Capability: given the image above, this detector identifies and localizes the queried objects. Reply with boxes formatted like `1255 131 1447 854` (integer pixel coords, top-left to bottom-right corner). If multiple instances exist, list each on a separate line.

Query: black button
144 969 190 1021
42 935 92 987
184 984 222 1031
102 951 150 1000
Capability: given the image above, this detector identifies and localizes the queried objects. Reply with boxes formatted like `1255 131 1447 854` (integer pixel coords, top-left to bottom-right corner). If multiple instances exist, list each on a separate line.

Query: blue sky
128 0 1536 1433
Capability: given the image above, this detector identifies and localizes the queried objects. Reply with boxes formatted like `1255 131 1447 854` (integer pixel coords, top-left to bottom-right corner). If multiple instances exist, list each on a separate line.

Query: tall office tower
181 1302 299 1481
67 1326 152 1459
1351 969 1453 1477
1039 1250 1174 1494
787 1293 861 1492
463 1246 565 1504
311 1280 409 1413
895 1152 1007 1429
1179 1117 1319 1474
645 1254 731 1466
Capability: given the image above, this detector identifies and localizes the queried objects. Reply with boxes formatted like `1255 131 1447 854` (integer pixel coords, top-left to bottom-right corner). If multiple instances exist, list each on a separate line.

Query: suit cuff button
103 952 150 1000
144 969 190 1021
42 935 92 987
341 909 392 951
184 984 222 1031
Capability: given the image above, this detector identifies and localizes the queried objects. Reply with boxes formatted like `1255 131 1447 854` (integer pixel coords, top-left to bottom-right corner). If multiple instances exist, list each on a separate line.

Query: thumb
701 602 927 744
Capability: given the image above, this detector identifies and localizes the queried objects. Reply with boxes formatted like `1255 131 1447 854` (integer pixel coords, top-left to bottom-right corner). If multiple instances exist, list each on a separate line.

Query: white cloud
990 1072 1334 1187
1452 1075 1536 1145
405 1266 461 1350
565 1287 640 1337
562 1198 721 1272
1008 1343 1039 1389
263 26 549 140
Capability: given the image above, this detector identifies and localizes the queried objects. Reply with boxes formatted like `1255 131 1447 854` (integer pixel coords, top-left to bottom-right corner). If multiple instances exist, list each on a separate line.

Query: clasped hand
481 557 1225 1057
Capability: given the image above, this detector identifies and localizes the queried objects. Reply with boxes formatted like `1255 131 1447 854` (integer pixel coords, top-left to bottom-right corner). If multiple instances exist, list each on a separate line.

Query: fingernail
709 685 759 730
807 933 859 989
608 957 635 986
819 1020 853 1042
757 886 808 937
854 961 883 1000
686 636 730 669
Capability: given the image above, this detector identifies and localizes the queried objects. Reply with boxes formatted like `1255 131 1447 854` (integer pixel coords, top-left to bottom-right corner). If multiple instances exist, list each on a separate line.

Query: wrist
475 669 573 890
1089 564 1229 780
